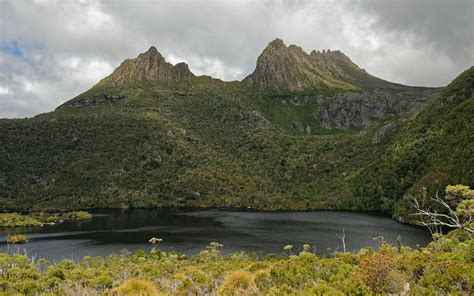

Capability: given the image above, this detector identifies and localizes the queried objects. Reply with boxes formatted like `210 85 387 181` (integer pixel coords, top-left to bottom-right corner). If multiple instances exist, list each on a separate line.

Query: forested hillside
1 40 471 223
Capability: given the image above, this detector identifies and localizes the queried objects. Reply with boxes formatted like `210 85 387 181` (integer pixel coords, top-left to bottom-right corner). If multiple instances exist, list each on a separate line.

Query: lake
0 208 432 262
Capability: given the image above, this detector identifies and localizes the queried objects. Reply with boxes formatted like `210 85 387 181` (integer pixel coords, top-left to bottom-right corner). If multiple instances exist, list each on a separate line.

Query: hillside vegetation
353 67 474 221
0 40 471 223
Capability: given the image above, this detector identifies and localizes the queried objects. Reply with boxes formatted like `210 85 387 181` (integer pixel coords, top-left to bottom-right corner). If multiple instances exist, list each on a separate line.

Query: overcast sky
1 0 473 118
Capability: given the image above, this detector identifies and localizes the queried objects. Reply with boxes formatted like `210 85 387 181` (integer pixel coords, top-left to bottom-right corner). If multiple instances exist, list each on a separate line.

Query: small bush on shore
7 234 28 244
62 211 93 221
0 213 42 227
0 211 92 227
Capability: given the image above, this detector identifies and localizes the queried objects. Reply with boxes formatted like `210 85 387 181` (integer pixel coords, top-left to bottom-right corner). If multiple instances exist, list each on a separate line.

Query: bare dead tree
407 187 473 238
336 229 347 253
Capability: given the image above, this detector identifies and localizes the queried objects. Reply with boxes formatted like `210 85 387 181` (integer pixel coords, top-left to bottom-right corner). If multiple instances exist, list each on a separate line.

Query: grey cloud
353 0 474 63
0 0 472 118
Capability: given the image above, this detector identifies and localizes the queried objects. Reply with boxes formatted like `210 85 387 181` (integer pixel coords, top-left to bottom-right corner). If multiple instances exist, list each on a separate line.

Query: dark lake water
0 209 431 262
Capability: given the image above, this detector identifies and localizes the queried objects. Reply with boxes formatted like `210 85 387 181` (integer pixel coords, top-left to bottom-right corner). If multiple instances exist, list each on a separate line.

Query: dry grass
111 279 159 296
220 270 256 295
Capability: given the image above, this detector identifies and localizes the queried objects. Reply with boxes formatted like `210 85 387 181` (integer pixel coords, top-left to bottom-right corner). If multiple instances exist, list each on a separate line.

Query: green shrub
62 211 92 221
6 234 28 244
0 213 42 227
0 211 92 228
0 228 472 295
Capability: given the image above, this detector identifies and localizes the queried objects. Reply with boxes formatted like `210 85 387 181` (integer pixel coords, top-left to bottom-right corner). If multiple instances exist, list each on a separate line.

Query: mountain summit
243 38 388 91
97 46 194 86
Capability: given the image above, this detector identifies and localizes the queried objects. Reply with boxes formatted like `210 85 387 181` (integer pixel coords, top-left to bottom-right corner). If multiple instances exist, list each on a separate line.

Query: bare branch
406 187 473 238
336 229 347 253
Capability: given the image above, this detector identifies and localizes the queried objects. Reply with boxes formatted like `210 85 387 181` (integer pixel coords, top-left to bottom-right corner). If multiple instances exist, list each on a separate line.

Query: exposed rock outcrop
243 38 385 92
313 92 385 129
230 111 273 130
372 123 398 144
292 120 305 132
240 111 273 129
62 94 125 108
98 46 194 86
311 88 441 129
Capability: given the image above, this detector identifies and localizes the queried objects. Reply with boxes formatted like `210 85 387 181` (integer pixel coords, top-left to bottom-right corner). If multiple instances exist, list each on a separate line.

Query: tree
336 229 347 253
407 185 473 237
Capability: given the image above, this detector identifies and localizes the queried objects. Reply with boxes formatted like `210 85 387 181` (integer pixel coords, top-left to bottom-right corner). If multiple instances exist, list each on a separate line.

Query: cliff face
98 46 194 86
312 88 441 129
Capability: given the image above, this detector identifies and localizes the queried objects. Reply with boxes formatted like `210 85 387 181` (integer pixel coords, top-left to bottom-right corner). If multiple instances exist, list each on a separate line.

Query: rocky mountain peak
145 45 159 54
97 46 194 87
137 46 163 61
243 39 378 92
267 38 286 48
242 39 317 91
309 49 360 70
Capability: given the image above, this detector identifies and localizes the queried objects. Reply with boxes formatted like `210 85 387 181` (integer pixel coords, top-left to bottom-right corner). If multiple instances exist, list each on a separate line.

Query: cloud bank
1 0 472 118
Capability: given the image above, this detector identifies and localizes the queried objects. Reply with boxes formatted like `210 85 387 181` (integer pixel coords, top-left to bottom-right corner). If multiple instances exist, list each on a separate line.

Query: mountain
0 39 470 223
243 38 405 92
99 46 194 86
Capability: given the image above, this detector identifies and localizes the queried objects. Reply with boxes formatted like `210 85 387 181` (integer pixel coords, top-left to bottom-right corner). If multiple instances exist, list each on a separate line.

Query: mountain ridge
60 40 442 131
90 38 436 92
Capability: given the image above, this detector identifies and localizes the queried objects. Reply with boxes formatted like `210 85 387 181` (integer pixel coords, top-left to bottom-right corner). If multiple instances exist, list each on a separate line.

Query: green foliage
0 211 92 227
0 58 471 226
197 242 224 262
353 67 474 221
0 229 472 295
61 211 92 221
0 81 373 212
6 234 28 244
0 213 42 227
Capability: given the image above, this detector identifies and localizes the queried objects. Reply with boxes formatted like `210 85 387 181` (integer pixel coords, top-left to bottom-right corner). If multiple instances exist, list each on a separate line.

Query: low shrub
112 279 159 295
7 234 28 244
0 213 42 227
220 270 256 294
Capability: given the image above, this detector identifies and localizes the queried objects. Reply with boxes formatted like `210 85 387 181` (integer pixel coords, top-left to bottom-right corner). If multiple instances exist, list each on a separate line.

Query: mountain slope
351 67 474 220
0 40 467 223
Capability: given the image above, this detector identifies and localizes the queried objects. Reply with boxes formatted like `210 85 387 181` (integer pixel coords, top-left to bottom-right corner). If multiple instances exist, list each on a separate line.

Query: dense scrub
0 230 472 295
0 211 92 227
354 67 474 221
0 82 379 212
